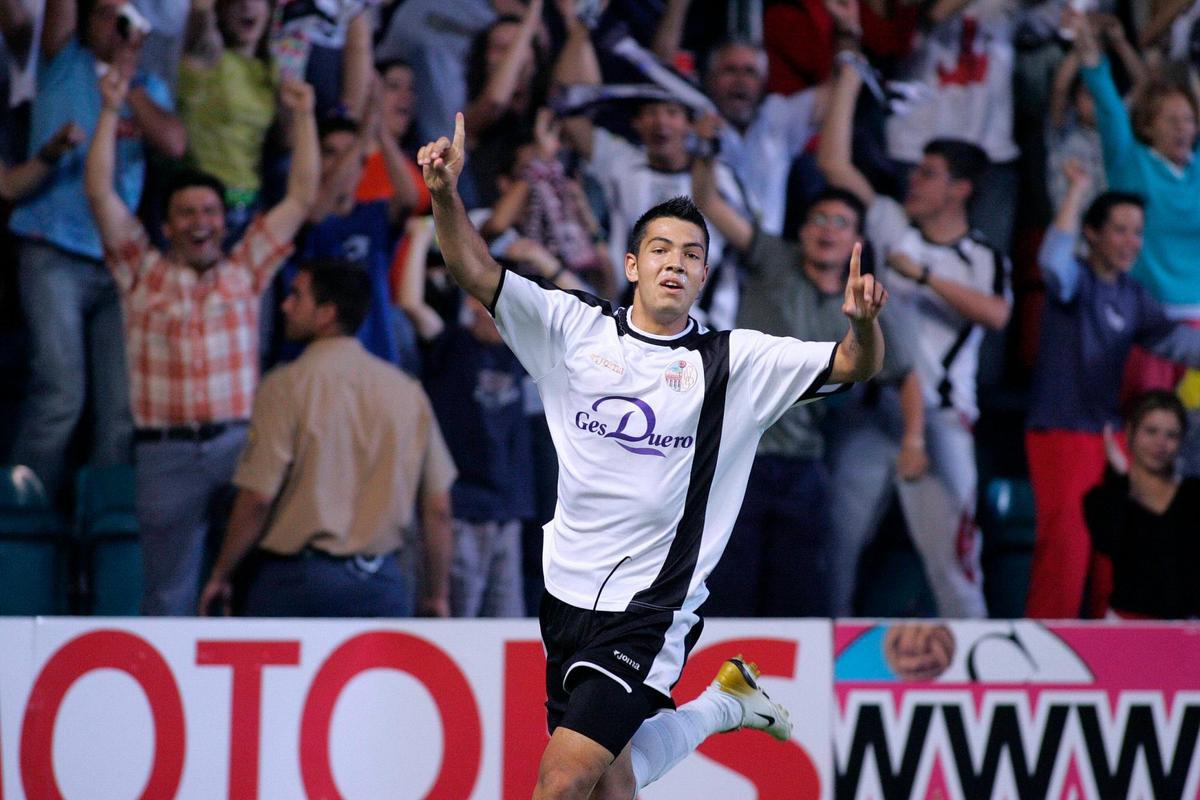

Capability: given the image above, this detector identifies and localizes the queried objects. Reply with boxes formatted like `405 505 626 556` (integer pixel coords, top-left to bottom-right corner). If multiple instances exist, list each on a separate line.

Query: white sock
629 687 741 791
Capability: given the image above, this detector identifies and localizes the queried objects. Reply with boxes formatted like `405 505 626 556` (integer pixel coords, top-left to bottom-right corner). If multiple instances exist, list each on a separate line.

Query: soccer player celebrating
419 113 888 799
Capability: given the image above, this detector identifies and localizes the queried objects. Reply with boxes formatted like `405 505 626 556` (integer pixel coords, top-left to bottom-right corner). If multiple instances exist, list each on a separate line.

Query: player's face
1145 92 1197 167
625 217 708 329
164 186 226 270
631 102 690 165
904 155 963 222
1128 408 1183 476
706 45 765 129
799 199 859 270
1086 203 1144 274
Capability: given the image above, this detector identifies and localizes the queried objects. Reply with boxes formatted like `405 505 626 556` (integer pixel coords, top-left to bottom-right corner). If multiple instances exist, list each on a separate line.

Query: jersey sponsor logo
573 395 696 457
613 649 641 671
589 351 625 376
663 359 698 392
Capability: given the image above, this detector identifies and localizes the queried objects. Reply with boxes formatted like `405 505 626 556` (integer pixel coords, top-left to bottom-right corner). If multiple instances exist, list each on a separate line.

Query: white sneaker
710 654 793 742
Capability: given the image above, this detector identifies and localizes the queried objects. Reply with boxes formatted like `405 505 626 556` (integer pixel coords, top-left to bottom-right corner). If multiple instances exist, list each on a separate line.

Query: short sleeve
491 270 610 381
864 197 910 271
419 404 458 498
103 220 154 294
229 214 296 294
233 370 297 498
729 329 841 430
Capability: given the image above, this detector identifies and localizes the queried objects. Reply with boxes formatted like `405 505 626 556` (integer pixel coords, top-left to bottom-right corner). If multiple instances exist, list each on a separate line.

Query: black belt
134 421 247 443
259 546 397 573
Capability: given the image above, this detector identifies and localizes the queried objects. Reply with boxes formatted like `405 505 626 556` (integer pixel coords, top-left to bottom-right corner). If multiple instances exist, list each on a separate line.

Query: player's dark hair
1127 390 1188 436
627 196 710 260
805 187 867 232
923 138 990 196
1083 191 1145 232
165 169 227 212
298 259 372 334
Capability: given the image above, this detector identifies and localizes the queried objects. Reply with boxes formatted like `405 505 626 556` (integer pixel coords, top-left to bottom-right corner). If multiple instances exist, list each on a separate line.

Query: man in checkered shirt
84 71 320 615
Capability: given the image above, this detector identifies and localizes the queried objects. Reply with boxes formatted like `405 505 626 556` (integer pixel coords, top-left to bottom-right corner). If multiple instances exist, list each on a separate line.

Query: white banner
0 618 832 800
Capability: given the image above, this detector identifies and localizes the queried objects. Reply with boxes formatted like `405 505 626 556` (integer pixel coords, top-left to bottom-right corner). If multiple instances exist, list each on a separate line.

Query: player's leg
534 727 621 800
535 671 655 800
588 744 635 800
626 656 792 793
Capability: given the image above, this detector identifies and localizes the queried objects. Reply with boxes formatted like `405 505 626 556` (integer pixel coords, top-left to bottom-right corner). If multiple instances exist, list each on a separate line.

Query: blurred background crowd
0 0 1197 621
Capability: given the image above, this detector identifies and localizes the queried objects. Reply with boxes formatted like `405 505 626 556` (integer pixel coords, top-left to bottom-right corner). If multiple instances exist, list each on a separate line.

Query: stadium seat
854 498 938 618
0 465 69 615
980 477 1036 618
75 464 142 616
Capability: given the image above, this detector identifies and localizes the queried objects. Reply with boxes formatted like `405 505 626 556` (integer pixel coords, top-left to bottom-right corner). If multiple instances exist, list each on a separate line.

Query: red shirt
764 0 919 94
105 216 293 427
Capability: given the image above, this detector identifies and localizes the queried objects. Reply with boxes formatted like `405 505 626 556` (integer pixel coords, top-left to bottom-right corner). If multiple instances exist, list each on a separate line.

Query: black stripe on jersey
529 274 619 318
628 331 731 611
795 341 848 404
487 268 619 319
967 231 1008 297
485 267 508 316
938 325 974 408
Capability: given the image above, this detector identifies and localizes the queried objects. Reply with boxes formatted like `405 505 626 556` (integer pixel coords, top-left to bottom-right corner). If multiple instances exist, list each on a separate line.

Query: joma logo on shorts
613 650 641 671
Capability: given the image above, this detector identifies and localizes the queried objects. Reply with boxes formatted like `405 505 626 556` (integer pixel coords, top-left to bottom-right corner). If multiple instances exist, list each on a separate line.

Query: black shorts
539 591 704 757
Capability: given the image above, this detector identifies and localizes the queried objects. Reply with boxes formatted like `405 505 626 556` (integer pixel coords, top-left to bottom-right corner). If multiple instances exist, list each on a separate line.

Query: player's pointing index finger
849 241 862 281
453 111 465 153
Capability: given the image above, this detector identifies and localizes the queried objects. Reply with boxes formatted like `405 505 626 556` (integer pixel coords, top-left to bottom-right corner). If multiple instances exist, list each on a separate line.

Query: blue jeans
703 454 833 617
136 427 246 615
242 548 412 617
12 240 132 500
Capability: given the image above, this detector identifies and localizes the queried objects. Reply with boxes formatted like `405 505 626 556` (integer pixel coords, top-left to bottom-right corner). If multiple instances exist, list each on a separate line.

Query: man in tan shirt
199 259 456 617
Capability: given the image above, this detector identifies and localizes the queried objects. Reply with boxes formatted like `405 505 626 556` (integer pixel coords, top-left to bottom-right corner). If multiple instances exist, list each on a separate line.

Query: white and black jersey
866 197 1011 422
491 270 844 618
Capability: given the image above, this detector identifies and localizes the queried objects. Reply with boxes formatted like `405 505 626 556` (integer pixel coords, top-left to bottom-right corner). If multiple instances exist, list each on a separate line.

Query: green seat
75 464 142 616
981 477 1036 618
0 465 68 615
854 498 937 618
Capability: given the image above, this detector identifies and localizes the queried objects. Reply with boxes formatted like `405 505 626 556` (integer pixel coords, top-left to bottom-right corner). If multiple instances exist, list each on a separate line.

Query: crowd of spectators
2 0 1199 620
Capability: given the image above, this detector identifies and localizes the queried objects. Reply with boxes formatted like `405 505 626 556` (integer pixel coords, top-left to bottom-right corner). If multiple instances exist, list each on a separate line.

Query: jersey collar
618 307 701 347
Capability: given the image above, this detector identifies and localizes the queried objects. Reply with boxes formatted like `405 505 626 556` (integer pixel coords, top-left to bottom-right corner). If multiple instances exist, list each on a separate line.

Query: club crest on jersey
663 360 698 392
574 395 695 457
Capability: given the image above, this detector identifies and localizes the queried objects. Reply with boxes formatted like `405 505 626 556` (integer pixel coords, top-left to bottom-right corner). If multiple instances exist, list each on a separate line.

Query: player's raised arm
418 112 503 307
831 241 886 383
